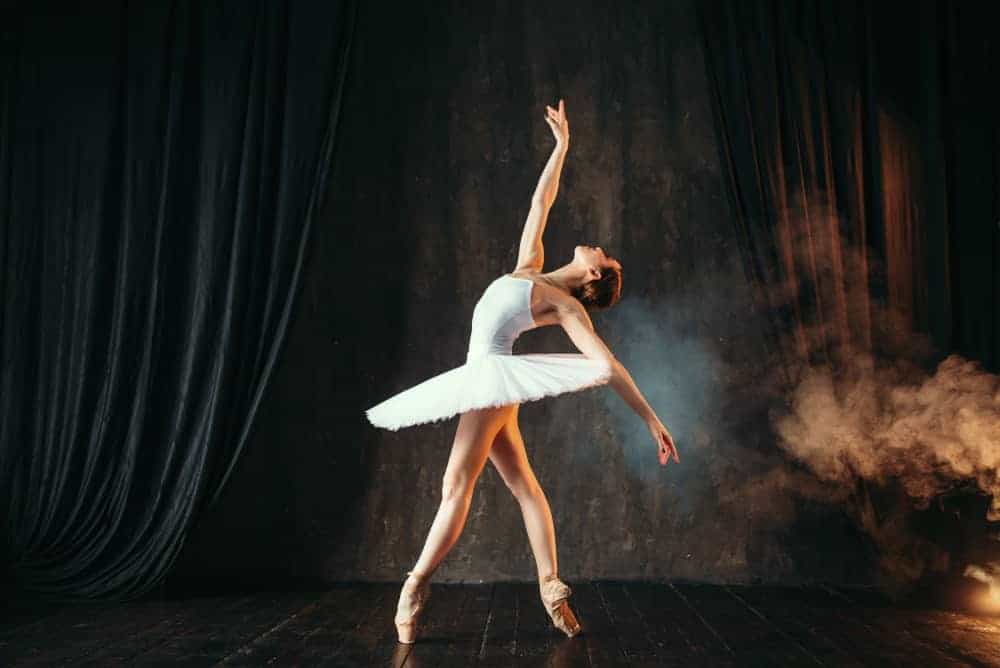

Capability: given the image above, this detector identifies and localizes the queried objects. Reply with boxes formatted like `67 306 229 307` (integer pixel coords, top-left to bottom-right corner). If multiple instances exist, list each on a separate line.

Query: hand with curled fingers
647 415 680 467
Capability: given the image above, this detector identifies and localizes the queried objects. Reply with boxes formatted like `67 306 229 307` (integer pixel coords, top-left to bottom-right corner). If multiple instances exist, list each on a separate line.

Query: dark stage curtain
696 0 999 372
0 0 357 599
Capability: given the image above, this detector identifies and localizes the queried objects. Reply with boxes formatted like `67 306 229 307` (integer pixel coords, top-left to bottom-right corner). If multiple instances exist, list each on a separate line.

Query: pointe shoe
539 573 582 638
394 570 431 644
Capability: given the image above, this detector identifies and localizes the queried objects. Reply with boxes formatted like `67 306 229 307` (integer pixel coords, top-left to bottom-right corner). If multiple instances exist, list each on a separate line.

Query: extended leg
488 406 582 637
487 406 558 580
409 405 511 578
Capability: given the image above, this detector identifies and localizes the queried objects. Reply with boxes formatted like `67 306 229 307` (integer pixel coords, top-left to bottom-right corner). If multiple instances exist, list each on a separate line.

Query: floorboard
3 581 999 667
724 585 866 666
623 582 734 667
478 582 520 665
672 582 818 665
574 580 628 666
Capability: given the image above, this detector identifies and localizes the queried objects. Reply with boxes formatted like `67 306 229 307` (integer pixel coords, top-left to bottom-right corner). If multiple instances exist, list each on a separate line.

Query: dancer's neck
539 262 589 293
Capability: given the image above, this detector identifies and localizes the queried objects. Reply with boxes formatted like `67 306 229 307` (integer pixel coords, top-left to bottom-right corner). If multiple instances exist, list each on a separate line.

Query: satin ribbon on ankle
539 574 573 609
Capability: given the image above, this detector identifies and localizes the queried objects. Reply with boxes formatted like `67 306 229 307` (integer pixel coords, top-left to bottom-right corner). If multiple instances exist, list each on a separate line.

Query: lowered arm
557 299 657 424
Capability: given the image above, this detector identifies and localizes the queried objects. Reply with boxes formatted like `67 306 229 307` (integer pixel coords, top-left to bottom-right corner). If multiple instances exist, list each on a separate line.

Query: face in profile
573 245 622 281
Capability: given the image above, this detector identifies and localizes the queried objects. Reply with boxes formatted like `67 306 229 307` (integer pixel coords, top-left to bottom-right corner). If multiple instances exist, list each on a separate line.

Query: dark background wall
169 0 877 587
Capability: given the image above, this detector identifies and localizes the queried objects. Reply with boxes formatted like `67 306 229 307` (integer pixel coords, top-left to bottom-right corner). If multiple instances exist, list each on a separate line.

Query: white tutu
365 352 613 431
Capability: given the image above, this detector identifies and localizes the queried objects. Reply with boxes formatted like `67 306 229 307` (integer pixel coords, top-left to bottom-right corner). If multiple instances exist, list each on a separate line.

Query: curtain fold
696 0 998 373
0 0 357 600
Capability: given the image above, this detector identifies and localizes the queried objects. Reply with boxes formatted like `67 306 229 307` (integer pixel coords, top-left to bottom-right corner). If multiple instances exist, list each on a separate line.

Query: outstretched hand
647 417 680 467
544 99 570 146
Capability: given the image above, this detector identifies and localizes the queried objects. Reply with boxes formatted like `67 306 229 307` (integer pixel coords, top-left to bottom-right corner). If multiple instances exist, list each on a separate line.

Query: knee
505 476 543 503
441 472 476 503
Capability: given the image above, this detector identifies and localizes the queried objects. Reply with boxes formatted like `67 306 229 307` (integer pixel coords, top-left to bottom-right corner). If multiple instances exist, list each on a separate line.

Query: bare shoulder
508 270 578 326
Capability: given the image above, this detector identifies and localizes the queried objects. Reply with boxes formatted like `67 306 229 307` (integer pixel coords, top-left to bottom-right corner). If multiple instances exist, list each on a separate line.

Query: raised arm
515 100 570 272
557 299 681 466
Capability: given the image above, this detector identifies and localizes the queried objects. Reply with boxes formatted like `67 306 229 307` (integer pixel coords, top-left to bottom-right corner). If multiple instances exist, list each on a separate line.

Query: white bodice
466 275 537 360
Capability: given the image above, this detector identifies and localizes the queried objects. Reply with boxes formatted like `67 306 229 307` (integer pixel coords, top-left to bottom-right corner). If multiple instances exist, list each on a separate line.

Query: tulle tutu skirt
365 353 613 431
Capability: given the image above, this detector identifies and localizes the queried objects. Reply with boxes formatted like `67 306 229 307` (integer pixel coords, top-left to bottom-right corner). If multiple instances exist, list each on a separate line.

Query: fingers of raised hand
546 101 567 122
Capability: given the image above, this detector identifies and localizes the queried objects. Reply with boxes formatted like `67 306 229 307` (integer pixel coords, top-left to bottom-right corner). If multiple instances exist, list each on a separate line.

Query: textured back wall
171 0 875 587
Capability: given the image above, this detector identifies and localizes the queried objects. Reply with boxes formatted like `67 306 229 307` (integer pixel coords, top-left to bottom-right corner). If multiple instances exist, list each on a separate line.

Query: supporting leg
394 405 511 643
488 407 581 637
487 408 558 580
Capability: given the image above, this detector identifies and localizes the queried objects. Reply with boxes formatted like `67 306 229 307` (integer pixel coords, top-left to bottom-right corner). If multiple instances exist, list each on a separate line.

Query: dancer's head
571 245 622 310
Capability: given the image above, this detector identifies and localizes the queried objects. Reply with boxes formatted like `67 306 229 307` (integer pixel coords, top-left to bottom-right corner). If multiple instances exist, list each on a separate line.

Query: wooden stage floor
3 581 1000 666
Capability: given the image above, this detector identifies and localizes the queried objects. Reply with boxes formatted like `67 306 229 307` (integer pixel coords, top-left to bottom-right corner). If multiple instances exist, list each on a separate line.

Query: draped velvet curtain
696 0 999 373
0 0 357 599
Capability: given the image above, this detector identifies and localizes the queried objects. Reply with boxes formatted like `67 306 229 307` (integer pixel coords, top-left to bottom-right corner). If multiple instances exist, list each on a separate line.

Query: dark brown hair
571 264 623 311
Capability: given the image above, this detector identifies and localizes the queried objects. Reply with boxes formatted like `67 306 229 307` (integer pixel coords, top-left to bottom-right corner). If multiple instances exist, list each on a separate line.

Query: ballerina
365 99 680 644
